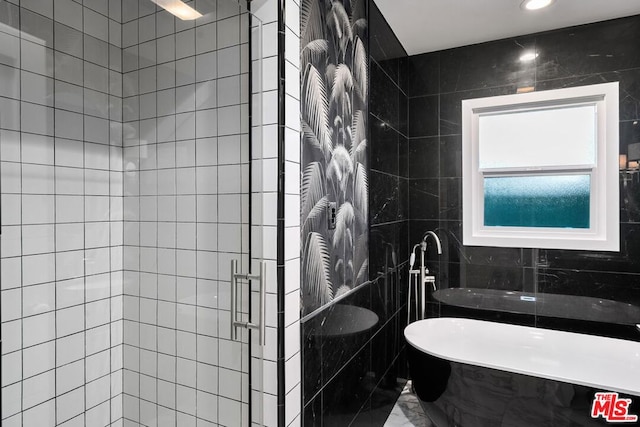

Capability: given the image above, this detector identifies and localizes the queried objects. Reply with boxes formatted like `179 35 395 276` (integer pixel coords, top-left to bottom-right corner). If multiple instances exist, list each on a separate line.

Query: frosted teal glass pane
484 175 590 228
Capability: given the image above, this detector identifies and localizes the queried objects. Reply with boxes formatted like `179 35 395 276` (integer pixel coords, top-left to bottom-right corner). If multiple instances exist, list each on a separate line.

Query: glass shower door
119 0 266 426
0 0 265 425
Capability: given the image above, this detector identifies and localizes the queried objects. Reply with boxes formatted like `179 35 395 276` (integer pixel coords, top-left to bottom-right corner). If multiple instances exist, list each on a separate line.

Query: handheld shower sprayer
409 243 420 269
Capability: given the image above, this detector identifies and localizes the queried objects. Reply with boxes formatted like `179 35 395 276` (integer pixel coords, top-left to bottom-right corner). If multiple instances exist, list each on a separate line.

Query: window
462 82 619 251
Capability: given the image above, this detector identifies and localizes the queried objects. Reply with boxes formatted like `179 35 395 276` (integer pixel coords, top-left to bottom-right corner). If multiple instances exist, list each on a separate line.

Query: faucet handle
423 275 436 291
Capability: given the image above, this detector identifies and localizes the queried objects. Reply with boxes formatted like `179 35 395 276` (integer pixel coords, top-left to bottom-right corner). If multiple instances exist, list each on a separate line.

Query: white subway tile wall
0 0 125 426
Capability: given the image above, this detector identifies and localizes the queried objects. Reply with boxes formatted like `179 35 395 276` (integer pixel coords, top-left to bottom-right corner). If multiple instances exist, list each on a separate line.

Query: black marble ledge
535 15 640 82
439 36 536 93
438 304 537 328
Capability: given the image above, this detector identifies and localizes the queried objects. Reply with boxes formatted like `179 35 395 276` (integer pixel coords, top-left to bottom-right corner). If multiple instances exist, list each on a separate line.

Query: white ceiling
373 0 640 55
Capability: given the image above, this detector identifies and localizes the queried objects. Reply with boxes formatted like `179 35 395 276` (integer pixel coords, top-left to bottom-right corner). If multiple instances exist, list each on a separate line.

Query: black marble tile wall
368 0 411 422
368 0 410 273
407 14 640 341
302 271 410 426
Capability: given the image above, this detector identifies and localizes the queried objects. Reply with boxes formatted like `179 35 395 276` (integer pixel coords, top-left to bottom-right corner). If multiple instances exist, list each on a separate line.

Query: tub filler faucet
408 231 442 322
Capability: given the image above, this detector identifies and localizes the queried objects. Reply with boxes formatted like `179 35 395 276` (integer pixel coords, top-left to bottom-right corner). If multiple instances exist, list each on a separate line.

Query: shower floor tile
384 380 433 427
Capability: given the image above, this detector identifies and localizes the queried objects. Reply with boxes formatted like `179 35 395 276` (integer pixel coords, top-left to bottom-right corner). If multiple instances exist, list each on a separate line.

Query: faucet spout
422 230 442 254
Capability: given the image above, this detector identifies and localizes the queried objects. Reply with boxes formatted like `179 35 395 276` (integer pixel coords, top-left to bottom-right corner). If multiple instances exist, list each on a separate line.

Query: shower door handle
230 259 266 346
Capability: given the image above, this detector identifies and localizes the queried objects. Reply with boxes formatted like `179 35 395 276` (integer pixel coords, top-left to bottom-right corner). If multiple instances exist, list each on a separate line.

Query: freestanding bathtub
405 317 640 426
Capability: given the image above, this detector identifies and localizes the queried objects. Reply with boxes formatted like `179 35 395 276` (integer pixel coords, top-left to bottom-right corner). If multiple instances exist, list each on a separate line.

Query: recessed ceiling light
521 0 555 11
151 0 202 20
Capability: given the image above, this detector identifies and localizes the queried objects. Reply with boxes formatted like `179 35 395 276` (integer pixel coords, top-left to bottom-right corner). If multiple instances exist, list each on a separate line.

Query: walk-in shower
0 0 267 425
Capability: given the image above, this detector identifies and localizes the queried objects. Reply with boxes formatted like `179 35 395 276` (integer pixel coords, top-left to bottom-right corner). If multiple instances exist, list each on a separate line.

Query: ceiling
373 0 640 55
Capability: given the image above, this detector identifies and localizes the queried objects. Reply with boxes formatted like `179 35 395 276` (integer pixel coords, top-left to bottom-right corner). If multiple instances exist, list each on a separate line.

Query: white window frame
462 82 619 251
